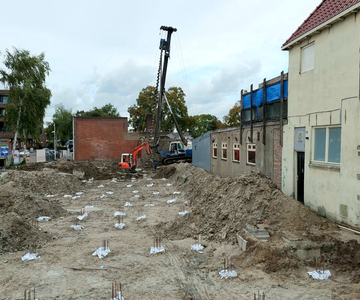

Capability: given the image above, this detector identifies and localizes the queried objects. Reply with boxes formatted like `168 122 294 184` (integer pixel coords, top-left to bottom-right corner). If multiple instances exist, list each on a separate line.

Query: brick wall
74 117 140 160
145 114 153 132
273 128 282 188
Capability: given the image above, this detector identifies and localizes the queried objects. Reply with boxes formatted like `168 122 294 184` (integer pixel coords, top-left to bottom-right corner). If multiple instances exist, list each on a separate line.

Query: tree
75 103 120 117
128 86 190 132
44 121 55 148
53 104 73 145
128 86 157 131
0 48 51 150
162 87 189 133
223 101 241 127
188 114 221 139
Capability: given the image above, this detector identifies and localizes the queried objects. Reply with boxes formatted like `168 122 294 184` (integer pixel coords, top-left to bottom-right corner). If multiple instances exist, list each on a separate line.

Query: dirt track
0 162 360 299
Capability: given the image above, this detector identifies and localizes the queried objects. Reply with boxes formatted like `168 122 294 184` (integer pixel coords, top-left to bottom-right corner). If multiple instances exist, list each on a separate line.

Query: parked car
43 148 53 161
49 150 60 159
19 149 30 157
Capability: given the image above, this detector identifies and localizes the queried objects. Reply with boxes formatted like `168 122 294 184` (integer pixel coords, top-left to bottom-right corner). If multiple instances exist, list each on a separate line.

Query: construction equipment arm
163 95 187 146
154 26 177 149
132 142 152 168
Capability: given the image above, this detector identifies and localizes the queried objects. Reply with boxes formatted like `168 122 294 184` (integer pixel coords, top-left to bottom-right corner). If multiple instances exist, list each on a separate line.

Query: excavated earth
0 161 359 299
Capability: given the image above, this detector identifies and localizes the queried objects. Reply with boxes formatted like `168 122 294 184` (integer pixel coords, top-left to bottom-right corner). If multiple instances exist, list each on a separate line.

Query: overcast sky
0 0 320 124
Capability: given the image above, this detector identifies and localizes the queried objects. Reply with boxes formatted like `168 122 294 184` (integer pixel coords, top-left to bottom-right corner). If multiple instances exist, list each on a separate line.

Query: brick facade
73 117 140 160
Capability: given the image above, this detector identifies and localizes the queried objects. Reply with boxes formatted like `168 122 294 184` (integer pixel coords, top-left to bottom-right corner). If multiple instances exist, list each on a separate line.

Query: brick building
0 89 46 151
73 117 145 161
193 73 287 187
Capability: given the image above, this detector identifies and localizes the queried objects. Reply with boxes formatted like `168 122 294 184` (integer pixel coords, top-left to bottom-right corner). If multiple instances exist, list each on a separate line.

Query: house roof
282 0 360 48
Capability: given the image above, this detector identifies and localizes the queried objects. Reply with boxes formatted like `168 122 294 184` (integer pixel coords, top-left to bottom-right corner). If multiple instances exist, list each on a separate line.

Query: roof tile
283 0 360 47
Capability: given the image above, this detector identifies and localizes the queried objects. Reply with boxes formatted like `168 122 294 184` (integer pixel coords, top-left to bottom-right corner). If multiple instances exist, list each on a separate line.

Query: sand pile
162 163 337 243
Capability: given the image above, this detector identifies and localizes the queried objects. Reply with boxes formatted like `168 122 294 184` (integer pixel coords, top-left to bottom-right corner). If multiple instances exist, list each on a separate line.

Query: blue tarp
242 80 288 109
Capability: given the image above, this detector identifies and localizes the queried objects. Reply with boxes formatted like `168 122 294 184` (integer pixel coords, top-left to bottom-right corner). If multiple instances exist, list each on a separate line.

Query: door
297 152 305 203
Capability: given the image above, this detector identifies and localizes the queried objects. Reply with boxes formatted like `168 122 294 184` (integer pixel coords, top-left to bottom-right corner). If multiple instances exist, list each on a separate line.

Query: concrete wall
283 14 360 229
192 131 211 172
210 124 282 186
73 117 141 161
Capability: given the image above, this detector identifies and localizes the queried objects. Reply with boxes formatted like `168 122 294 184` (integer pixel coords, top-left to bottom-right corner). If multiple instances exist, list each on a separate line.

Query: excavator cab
169 141 185 155
119 153 133 169
121 154 132 163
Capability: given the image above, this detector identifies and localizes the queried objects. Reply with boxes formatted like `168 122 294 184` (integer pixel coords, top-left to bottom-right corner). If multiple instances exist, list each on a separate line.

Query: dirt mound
162 164 337 243
4 169 83 195
324 239 360 283
0 170 70 254
19 160 124 180
156 164 360 276
153 165 176 179
0 212 51 253
12 194 66 219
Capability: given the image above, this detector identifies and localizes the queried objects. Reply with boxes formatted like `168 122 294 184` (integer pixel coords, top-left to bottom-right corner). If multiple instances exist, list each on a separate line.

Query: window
313 126 341 163
0 95 8 104
222 143 227 160
247 144 256 165
233 143 240 162
301 43 314 73
213 143 217 158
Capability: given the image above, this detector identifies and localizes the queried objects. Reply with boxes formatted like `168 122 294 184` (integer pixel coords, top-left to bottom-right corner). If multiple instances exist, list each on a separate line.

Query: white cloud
2 0 321 124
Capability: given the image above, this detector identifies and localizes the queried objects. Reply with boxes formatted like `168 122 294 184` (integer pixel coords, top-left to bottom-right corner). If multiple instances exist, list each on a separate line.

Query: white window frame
247 144 256 166
221 142 227 160
301 43 314 73
212 143 217 158
312 126 341 164
233 142 240 162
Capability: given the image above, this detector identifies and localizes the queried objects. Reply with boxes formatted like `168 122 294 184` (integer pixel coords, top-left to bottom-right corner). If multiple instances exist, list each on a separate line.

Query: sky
0 0 321 125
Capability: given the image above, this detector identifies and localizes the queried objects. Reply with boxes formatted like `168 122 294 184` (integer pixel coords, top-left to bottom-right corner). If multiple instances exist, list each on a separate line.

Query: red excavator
118 141 153 171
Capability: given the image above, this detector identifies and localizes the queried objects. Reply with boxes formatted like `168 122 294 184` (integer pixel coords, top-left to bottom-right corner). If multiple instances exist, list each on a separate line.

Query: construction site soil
0 161 359 299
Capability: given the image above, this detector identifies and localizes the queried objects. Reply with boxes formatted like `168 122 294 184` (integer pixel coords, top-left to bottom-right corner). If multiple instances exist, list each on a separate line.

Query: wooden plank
262 78 266 145
280 71 284 147
338 225 360 235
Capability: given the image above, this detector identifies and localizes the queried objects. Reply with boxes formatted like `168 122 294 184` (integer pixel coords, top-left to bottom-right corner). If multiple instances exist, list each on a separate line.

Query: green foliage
53 104 73 145
128 86 190 132
0 47 51 141
44 121 55 147
188 114 221 139
223 101 241 127
162 87 189 132
128 86 157 131
75 103 120 118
